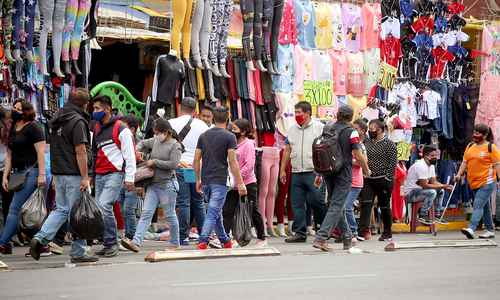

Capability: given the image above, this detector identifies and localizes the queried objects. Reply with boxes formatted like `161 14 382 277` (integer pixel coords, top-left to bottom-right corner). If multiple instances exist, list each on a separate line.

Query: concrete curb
144 247 281 262
392 221 468 233
385 239 498 251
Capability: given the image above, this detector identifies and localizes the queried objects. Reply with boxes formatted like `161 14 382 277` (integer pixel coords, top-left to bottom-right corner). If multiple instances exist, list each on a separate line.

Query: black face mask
11 110 23 122
368 131 378 140
429 158 438 165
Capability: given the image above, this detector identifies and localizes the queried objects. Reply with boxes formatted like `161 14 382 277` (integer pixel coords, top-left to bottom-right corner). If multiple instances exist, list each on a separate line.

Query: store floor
1 231 499 299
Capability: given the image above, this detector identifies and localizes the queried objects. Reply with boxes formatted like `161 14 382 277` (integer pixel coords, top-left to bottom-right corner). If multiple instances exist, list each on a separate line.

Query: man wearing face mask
91 96 136 258
403 145 453 225
280 101 326 243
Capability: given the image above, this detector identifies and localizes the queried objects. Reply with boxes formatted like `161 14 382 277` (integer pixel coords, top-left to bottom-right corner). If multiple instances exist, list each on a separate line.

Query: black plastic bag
19 188 47 230
232 196 253 247
70 190 104 240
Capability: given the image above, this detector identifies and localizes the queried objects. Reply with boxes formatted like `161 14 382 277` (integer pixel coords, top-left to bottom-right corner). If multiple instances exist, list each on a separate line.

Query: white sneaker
348 247 363 254
277 223 287 237
307 226 316 236
461 228 475 239
255 239 268 248
479 231 495 239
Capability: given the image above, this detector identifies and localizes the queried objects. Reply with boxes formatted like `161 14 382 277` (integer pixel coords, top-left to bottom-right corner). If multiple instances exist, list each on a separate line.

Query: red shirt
411 16 434 35
430 47 455 79
380 36 401 68
448 2 465 14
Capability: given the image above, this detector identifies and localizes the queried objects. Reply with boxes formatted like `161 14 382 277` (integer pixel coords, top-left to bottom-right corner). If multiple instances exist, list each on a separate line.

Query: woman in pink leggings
259 146 280 236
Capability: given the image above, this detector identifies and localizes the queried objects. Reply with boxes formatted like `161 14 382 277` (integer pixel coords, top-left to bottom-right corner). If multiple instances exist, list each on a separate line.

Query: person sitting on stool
402 145 453 224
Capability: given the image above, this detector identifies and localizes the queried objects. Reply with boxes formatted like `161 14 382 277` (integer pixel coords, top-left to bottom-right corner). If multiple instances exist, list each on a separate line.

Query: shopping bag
19 188 47 230
70 190 104 240
232 196 253 247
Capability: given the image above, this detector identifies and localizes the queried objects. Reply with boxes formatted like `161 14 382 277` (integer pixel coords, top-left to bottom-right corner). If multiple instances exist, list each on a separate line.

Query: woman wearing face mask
456 124 500 240
358 119 397 242
121 118 182 252
223 119 267 247
0 107 13 229
0 100 46 255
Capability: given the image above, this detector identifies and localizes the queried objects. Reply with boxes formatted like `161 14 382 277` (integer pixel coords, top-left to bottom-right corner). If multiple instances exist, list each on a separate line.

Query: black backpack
312 123 350 175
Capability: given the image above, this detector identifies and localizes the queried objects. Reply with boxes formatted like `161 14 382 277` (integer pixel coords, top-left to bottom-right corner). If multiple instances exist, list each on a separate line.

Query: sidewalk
0 231 489 271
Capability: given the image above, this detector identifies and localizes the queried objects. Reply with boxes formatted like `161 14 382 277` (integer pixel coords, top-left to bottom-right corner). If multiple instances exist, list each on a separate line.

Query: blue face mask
92 111 106 122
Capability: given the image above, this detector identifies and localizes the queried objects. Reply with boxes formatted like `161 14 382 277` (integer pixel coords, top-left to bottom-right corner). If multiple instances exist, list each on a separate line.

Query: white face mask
156 133 166 142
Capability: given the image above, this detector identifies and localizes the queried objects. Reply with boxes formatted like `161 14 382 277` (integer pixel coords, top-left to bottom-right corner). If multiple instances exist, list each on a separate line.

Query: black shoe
0 243 12 255
343 239 352 250
418 216 433 225
285 235 307 243
71 254 99 264
96 245 119 257
29 239 44 261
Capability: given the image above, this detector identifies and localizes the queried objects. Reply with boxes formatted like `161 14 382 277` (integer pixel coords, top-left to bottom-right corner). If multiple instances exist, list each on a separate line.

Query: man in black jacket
30 88 98 263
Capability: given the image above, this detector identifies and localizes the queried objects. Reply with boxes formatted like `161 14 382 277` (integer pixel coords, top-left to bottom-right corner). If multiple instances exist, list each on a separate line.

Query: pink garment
278 0 298 45
328 50 348 95
360 2 381 51
258 147 280 228
247 68 256 101
351 162 364 188
476 25 500 136
346 52 365 97
293 44 314 95
253 70 264 105
236 138 258 186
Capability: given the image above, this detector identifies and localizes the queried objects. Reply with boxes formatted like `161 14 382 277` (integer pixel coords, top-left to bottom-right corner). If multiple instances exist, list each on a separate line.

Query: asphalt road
1 232 499 300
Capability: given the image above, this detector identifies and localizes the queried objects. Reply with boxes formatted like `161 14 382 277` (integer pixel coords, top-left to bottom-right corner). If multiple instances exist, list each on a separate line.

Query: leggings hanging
1 0 14 62
12 0 37 53
62 0 91 62
171 0 193 59
209 0 233 67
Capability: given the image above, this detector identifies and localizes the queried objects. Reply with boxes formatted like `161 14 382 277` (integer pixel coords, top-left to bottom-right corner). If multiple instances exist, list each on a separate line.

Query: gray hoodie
137 137 182 183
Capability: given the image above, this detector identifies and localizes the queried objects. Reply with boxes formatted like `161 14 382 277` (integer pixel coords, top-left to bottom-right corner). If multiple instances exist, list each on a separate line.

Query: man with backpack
280 101 327 243
169 98 209 245
92 95 136 257
312 106 370 252
29 89 98 263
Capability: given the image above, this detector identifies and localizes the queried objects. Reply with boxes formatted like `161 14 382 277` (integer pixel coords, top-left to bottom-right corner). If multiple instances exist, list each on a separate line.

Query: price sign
397 142 412 161
303 80 333 107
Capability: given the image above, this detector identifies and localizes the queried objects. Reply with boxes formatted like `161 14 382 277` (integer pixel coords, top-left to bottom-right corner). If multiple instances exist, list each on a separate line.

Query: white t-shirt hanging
312 50 333 81
388 82 418 127
432 33 446 48
381 17 401 39
444 30 470 46
422 89 441 120
330 2 345 50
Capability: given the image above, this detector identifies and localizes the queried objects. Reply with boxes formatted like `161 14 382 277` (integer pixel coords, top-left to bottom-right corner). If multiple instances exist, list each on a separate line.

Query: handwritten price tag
397 142 412 161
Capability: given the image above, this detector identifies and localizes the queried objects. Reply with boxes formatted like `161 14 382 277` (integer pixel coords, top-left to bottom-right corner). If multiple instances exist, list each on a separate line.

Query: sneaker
461 228 475 239
362 231 372 241
277 224 288 237
40 246 52 257
479 231 495 239
378 233 392 242
255 239 268 248
197 242 208 250
0 243 12 255
348 247 364 254
29 239 44 261
356 236 365 242
343 239 352 250
48 242 64 255
180 238 190 246
435 217 449 225
121 238 140 253
306 226 316 236
96 245 119 257
188 232 199 240
223 240 233 249
70 254 99 264
285 235 307 243
418 216 433 225
208 239 222 249
312 239 331 252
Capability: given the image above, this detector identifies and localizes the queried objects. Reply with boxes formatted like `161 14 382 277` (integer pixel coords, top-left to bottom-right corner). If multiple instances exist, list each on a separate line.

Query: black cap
181 97 197 109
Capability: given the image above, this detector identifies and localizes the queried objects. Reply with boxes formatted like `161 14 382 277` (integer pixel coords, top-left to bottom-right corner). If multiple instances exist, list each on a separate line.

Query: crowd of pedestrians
0 91 499 263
